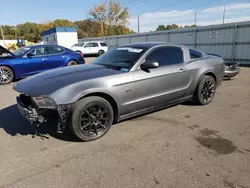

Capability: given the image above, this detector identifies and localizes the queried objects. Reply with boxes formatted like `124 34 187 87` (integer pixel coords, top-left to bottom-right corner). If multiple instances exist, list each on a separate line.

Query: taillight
80 52 84 57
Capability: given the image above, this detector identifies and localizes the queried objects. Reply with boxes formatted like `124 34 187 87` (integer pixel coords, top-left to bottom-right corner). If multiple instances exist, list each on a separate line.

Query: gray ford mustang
13 42 225 141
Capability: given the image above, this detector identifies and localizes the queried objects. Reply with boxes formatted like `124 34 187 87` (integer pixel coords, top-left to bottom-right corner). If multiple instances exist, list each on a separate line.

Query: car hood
0 45 15 57
13 64 122 96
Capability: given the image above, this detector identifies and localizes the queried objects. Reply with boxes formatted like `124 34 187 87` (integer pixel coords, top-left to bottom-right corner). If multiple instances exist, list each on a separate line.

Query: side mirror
26 53 34 58
140 61 159 70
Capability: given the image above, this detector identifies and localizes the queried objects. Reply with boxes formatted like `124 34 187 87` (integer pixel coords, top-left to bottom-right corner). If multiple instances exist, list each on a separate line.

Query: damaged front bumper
16 95 71 132
17 96 40 122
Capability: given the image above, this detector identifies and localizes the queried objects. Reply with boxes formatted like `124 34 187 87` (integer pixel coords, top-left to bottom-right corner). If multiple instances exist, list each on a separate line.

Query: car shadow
83 54 98 58
0 104 81 142
180 101 199 106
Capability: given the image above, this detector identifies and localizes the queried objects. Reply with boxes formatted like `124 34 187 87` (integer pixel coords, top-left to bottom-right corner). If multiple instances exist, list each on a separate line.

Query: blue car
0 44 85 85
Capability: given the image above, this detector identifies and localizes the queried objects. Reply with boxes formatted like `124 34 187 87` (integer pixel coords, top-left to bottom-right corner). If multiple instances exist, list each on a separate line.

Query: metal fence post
145 34 148 42
231 24 238 63
108 37 111 47
167 32 170 43
194 28 198 48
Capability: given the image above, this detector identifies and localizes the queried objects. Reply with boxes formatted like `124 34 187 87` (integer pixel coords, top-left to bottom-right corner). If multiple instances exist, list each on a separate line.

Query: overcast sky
1 0 250 32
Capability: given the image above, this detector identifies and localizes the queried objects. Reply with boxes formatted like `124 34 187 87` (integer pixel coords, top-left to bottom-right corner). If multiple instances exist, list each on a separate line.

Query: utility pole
194 12 197 25
137 16 140 33
222 5 226 24
0 25 5 41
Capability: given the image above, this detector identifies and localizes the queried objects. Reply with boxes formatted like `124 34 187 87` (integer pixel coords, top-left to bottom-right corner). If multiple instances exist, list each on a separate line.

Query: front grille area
19 94 33 109
229 65 238 69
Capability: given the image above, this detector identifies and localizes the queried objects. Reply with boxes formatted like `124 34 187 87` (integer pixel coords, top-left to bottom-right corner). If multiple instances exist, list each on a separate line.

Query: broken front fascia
17 94 72 131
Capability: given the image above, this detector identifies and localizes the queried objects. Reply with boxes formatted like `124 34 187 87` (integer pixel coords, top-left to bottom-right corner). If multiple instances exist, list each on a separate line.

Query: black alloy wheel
69 96 113 141
193 75 216 105
200 77 216 104
80 104 110 137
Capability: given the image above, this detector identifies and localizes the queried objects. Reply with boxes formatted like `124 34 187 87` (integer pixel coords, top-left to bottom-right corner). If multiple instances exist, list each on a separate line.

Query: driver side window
29 47 46 57
145 47 183 66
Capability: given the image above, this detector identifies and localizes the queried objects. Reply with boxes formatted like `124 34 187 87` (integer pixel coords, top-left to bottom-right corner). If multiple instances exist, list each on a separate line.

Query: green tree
156 25 166 31
74 19 101 38
167 24 179 30
1 16 134 42
156 24 196 31
89 0 129 36
16 22 40 42
111 25 135 35
53 19 75 27
89 3 106 36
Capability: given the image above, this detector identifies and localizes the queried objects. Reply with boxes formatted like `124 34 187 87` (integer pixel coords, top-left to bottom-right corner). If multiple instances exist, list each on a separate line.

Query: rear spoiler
207 53 222 58
207 53 239 65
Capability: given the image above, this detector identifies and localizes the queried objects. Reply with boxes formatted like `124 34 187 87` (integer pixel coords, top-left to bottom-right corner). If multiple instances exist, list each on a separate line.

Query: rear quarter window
189 49 203 59
100 43 107 47
47 46 65 55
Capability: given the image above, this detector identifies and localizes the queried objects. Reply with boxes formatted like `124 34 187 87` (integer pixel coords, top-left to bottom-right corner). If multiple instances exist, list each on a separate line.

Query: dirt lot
0 61 250 188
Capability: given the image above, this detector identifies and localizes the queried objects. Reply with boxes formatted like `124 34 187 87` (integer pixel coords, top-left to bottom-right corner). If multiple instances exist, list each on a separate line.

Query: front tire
69 96 114 142
0 66 14 85
192 75 216 105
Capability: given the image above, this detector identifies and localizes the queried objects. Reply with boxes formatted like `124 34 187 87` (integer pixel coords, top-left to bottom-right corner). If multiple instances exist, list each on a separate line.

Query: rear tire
0 66 14 85
98 50 105 56
192 75 216 105
67 60 78 66
69 96 114 142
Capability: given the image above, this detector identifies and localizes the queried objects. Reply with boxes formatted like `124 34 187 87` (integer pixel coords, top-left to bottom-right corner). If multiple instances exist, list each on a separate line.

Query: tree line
0 0 198 43
156 24 197 31
0 1 135 43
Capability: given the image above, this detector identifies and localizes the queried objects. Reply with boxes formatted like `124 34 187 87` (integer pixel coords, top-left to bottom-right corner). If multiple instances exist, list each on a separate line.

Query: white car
70 41 108 56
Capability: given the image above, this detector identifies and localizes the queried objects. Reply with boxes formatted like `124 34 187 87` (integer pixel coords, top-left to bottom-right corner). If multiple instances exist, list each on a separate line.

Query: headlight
32 96 57 109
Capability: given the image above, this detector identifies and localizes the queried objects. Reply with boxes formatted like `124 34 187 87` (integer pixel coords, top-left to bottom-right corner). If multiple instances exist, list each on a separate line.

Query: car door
133 46 192 111
46 46 67 69
84 42 99 54
20 46 48 76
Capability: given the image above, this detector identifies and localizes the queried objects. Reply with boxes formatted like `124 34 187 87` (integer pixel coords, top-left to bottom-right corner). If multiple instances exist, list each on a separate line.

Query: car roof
84 41 106 43
25 44 65 48
119 42 185 49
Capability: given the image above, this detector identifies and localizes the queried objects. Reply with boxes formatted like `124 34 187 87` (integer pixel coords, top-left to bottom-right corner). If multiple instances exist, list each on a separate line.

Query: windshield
92 46 147 72
13 47 31 56
79 43 86 47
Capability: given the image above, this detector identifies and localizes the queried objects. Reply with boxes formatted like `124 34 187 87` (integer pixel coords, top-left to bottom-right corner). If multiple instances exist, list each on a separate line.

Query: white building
41 27 78 48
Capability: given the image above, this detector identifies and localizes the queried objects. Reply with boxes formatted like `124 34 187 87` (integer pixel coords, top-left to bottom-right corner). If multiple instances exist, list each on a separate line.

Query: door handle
41 58 47 61
178 68 187 73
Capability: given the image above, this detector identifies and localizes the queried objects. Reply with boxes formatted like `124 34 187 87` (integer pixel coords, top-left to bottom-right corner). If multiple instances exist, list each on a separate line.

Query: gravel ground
0 63 249 188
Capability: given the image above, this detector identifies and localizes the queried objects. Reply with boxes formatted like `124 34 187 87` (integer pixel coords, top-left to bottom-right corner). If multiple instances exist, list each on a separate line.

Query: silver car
13 42 225 141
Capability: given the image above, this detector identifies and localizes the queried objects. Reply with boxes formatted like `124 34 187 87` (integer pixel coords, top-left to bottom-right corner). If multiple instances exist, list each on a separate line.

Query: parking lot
0 58 250 188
